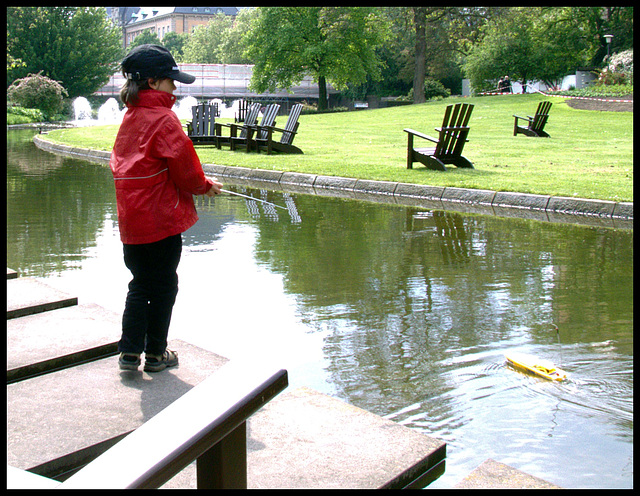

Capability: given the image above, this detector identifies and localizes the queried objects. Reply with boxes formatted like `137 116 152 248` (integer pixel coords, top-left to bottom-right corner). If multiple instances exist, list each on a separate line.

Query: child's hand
205 179 223 197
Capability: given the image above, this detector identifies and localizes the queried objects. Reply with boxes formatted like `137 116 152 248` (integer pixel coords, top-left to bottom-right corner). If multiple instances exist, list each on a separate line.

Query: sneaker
144 349 179 373
119 353 141 371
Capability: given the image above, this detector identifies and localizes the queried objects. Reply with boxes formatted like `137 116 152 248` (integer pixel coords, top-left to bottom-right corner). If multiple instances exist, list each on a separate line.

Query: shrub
596 49 634 86
7 72 68 121
608 49 633 76
405 78 451 101
7 106 44 122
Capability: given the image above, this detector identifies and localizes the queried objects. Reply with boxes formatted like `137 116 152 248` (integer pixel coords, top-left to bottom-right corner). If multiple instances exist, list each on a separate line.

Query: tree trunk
317 74 328 111
413 7 427 104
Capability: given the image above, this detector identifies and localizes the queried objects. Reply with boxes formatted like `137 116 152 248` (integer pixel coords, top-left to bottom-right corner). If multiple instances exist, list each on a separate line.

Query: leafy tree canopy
463 6 633 93
243 7 390 110
7 7 123 98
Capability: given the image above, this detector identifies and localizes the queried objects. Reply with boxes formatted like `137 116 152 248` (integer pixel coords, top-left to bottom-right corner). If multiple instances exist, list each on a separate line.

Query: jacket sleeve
154 114 213 195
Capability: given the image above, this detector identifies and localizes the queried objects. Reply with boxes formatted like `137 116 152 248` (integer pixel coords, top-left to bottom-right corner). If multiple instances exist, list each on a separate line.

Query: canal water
7 129 633 488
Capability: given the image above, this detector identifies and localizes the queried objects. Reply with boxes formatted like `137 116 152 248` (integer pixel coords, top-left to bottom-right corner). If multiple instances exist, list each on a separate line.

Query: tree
463 7 633 93
182 13 234 64
7 7 123 98
128 30 161 50
463 9 539 93
243 7 390 110
162 32 188 62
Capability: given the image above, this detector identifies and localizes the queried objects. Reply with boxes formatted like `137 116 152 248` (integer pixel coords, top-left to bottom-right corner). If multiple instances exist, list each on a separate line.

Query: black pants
118 234 182 355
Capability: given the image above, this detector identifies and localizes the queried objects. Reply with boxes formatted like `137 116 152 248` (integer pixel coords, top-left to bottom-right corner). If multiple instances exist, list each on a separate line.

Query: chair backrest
434 103 474 158
239 103 262 138
190 104 216 137
531 101 552 133
279 104 303 145
256 103 280 140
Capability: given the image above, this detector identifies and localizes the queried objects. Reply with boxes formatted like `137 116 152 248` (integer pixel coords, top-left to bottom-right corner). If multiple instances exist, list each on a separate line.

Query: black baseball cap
122 44 196 84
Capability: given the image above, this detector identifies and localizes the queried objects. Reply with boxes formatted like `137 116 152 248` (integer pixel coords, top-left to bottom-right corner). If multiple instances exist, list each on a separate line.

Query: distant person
503 75 512 93
497 77 505 93
111 44 223 372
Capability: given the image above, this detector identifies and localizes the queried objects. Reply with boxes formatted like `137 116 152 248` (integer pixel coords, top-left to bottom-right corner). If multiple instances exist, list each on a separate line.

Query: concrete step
8 341 445 488
162 386 445 489
7 302 122 383
7 339 229 480
454 458 562 489
7 276 78 319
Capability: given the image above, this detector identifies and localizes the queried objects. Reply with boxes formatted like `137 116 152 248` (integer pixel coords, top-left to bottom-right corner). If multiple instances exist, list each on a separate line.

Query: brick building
108 7 239 48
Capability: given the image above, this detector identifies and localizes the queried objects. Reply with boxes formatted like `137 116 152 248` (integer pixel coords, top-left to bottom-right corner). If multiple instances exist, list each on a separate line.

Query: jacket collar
130 89 176 109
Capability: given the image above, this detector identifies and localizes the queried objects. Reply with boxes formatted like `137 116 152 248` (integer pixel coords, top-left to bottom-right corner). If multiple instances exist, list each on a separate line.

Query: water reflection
7 130 116 276
6 129 633 489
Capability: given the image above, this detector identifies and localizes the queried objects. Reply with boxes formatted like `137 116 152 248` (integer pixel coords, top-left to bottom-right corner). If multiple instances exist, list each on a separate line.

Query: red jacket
110 90 213 244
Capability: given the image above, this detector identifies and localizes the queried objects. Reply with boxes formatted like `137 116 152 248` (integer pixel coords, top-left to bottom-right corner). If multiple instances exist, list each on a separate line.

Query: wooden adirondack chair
187 104 217 145
213 102 261 149
404 103 474 171
230 103 280 153
254 104 304 154
513 101 552 137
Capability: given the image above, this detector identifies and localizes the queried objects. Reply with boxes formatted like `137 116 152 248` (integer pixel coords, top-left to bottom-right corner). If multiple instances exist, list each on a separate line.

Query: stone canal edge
32 135 633 228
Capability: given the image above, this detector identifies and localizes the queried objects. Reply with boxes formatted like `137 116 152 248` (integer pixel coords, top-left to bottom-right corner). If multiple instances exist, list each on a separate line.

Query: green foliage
553 83 633 98
7 7 123 98
182 13 234 63
162 32 188 62
426 80 451 100
244 7 390 110
7 106 45 124
7 72 68 120
128 31 161 50
463 7 634 92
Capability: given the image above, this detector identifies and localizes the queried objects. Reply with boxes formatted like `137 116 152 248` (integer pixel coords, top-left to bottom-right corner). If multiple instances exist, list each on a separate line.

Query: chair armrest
404 128 438 143
255 125 296 139
513 114 533 123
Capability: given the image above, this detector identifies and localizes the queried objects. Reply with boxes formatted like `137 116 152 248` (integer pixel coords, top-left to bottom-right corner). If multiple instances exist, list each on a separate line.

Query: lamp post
604 34 613 60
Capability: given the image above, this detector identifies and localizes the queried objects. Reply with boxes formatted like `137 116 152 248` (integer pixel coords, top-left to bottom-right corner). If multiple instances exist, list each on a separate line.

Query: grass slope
43 93 633 202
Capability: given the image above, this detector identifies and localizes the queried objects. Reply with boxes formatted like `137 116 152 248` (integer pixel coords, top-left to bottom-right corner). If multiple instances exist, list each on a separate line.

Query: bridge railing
8 361 288 489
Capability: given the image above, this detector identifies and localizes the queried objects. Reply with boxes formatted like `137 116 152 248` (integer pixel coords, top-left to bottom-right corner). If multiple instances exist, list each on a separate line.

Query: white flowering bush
605 49 633 85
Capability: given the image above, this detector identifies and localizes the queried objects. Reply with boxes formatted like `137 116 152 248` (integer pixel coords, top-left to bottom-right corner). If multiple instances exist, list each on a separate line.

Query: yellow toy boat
505 352 567 381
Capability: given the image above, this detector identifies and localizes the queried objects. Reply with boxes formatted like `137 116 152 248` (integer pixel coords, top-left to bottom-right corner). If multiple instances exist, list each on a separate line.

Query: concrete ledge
30 138 633 223
7 340 229 476
353 179 397 195
353 179 398 203
612 201 633 219
442 187 496 205
201 163 228 177
454 459 561 489
7 303 121 383
313 175 358 191
163 387 446 489
220 165 253 179
394 183 445 201
279 171 317 187
279 172 318 194
7 277 78 319
248 168 284 183
548 196 616 217
493 191 550 210
492 205 550 223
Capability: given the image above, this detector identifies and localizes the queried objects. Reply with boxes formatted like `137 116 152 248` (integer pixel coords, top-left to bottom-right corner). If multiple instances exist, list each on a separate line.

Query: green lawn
42 93 633 202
